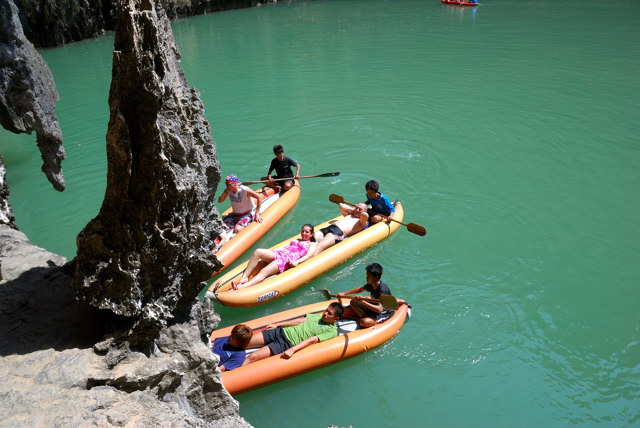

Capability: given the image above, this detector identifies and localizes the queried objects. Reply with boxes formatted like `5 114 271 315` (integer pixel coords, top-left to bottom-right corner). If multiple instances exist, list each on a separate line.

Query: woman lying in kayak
232 224 317 290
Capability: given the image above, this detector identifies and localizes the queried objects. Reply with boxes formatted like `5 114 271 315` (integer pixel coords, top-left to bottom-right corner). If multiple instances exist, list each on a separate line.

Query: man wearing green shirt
243 302 344 365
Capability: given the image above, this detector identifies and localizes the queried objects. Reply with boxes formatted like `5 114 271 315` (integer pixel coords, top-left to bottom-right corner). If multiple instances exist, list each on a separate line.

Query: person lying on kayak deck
232 224 317 290
364 179 395 224
265 144 300 193
215 174 263 248
242 302 345 365
312 202 369 256
211 324 252 372
337 262 394 328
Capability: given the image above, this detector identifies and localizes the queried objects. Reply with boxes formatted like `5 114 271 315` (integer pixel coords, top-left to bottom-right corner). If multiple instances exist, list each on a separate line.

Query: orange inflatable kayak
210 298 411 395
213 181 300 276
208 202 403 306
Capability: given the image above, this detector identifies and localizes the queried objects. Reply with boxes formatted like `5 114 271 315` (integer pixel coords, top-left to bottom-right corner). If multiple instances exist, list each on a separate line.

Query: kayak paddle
243 172 340 185
321 289 399 311
328 193 427 236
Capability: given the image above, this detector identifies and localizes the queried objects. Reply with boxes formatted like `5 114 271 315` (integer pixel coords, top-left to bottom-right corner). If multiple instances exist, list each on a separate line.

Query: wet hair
366 263 383 280
273 144 284 154
301 223 315 242
365 180 379 193
328 302 345 319
230 324 252 349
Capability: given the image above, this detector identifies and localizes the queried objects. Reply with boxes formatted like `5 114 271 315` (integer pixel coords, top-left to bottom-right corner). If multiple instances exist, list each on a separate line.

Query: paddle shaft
322 289 398 310
328 193 427 236
243 172 340 185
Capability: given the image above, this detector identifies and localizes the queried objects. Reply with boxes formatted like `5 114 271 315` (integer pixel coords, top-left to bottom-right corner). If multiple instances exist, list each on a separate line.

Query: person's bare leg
349 300 369 318
341 306 358 319
243 345 274 365
240 249 274 283
349 300 377 327
236 261 280 289
357 317 377 327
313 234 336 256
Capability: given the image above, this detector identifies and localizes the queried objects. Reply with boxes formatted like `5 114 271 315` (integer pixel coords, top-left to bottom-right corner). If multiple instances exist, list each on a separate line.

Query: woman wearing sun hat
218 174 263 237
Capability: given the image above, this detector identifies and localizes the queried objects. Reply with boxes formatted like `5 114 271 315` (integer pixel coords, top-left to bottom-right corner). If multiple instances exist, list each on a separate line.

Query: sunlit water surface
2 0 639 426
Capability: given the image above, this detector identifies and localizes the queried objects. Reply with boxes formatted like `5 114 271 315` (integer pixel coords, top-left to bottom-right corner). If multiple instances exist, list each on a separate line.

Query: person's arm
338 203 351 216
219 350 247 371
384 196 395 220
218 189 229 203
337 285 366 297
246 188 263 223
294 161 301 180
289 242 317 267
267 159 276 184
358 210 369 228
267 158 276 177
351 297 383 314
265 316 306 330
281 335 319 359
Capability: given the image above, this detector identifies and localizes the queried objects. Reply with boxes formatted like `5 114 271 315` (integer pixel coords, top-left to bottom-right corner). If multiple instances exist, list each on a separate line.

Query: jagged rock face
0 0 66 191
0 225 250 426
14 0 258 48
73 0 223 347
14 0 114 48
0 158 16 229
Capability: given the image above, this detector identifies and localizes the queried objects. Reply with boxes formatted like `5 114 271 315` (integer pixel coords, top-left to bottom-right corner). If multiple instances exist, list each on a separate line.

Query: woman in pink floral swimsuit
233 224 317 290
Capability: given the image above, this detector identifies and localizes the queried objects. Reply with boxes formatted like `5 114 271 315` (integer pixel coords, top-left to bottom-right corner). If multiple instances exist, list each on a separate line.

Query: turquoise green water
2 0 639 426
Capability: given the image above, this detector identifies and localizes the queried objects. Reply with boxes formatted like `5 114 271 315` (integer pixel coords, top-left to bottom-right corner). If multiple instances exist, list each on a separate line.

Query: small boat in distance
212 181 300 276
441 0 478 6
210 298 411 395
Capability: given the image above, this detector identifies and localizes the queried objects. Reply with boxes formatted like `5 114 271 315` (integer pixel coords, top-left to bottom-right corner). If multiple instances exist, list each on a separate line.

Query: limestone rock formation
0 159 16 229
14 0 113 47
14 0 260 48
1 0 252 425
73 0 223 347
0 0 66 191
0 225 251 427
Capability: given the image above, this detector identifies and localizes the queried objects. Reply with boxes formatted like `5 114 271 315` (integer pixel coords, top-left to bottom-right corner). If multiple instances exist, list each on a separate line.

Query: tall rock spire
73 0 222 346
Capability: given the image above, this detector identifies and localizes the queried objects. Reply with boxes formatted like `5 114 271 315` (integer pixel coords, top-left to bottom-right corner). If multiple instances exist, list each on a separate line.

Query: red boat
441 0 478 6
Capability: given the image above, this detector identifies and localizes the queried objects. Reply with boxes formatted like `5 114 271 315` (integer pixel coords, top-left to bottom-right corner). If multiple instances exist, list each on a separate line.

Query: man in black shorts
313 202 369 255
336 263 393 327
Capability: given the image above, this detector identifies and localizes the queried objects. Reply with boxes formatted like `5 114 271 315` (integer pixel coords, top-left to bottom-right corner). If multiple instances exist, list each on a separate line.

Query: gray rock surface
0 0 66 191
0 225 251 427
0 158 16 229
1 0 251 425
73 0 223 347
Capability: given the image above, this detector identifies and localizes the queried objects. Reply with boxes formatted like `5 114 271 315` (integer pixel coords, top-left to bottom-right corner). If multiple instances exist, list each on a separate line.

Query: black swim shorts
318 224 345 241
262 327 293 355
